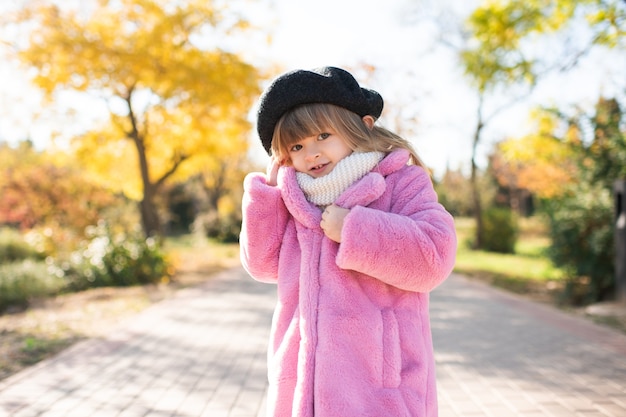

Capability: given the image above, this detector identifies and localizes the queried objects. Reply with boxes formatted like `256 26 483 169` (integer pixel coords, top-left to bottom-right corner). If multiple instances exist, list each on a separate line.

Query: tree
435 165 496 218
496 109 580 200
500 97 626 199
0 141 118 231
456 0 625 248
498 97 626 302
487 146 534 216
164 153 255 241
586 98 626 186
4 0 262 237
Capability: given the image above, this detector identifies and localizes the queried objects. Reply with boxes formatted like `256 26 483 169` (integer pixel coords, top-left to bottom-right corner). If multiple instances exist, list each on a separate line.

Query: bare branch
155 152 189 189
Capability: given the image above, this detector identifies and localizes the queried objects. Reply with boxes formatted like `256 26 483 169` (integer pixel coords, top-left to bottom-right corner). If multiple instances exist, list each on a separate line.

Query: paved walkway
1 267 626 417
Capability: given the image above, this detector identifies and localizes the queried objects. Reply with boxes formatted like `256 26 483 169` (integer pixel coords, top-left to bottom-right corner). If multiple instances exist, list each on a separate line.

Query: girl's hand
321 204 350 243
266 158 280 186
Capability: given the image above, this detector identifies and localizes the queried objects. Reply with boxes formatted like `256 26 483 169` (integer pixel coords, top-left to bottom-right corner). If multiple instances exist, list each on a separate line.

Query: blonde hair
270 103 425 168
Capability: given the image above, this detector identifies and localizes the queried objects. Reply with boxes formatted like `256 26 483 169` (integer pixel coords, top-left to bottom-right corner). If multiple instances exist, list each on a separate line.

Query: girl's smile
309 162 330 174
288 131 353 178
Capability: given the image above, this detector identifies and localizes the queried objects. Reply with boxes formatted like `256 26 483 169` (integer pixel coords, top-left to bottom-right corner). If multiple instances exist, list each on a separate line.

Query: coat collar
277 149 410 229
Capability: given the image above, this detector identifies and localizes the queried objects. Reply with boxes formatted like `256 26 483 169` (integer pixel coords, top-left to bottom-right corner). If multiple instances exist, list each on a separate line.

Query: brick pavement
0 268 274 417
432 274 626 417
0 267 625 416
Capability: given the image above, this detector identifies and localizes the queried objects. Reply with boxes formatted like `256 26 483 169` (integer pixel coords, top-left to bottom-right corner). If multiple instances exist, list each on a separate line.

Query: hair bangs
272 104 336 158
270 103 424 168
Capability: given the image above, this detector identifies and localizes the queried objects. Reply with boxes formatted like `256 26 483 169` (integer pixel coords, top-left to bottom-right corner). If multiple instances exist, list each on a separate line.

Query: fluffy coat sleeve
335 165 456 293
240 172 290 283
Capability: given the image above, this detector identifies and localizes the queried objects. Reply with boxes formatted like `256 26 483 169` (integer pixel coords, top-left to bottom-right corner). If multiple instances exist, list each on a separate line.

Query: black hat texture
256 66 384 154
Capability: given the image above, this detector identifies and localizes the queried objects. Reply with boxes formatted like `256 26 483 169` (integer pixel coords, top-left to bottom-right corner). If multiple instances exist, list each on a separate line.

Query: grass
454 216 565 300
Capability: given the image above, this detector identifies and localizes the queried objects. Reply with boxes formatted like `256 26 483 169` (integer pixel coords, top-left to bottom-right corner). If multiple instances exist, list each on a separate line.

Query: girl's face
287 129 353 178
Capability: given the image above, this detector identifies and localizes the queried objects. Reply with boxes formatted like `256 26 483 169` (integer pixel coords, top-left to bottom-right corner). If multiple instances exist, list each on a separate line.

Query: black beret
256 66 384 154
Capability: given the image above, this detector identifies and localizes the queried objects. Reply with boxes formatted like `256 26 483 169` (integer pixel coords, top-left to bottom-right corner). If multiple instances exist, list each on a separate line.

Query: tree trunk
134 135 162 237
471 148 483 249
204 162 228 212
125 88 162 238
140 183 161 238
471 96 485 249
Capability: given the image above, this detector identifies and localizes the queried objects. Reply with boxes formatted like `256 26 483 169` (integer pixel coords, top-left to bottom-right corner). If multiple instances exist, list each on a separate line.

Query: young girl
240 66 457 417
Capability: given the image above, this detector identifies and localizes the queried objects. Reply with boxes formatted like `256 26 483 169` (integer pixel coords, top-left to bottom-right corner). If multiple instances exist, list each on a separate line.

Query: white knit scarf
296 151 385 207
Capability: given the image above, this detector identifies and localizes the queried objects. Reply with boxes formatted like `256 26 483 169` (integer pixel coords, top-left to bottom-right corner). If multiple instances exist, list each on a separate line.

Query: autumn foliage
1 164 117 231
0 142 118 232
5 0 263 237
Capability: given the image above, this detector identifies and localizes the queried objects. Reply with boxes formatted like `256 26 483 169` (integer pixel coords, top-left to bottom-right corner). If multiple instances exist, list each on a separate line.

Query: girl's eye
318 133 331 140
290 144 303 152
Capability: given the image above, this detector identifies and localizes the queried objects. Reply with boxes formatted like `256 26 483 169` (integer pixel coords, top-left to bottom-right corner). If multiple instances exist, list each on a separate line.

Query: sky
252 0 625 176
242 0 482 173
0 0 624 177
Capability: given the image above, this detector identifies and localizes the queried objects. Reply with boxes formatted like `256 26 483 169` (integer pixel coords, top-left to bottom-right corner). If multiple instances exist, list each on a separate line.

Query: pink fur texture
240 150 457 417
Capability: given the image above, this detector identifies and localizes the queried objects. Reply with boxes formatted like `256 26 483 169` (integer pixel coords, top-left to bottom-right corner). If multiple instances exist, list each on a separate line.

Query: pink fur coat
240 149 457 417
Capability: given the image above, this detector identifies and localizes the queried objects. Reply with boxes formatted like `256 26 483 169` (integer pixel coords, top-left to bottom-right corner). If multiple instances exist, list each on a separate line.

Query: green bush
478 207 519 254
544 187 614 304
193 210 241 243
0 228 45 263
0 260 64 312
55 222 172 291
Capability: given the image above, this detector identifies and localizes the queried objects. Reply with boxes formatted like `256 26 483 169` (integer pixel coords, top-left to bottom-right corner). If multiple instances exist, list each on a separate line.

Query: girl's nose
305 146 320 161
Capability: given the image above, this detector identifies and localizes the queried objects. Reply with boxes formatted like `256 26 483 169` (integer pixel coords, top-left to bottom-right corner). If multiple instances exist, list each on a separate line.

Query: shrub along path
1 266 626 416
0 243 240 382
